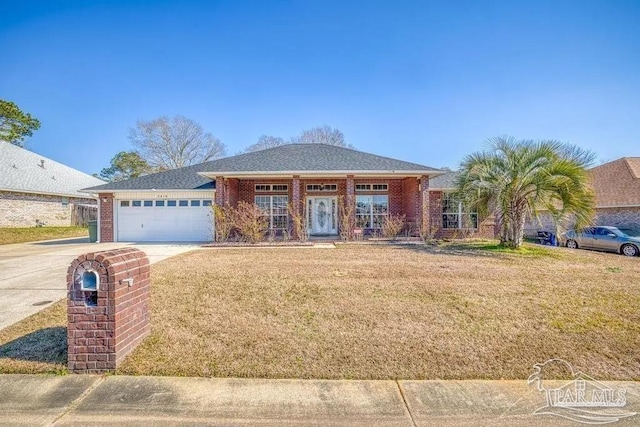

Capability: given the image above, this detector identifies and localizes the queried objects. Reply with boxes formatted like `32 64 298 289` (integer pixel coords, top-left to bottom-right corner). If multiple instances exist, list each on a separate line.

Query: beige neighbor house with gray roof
0 141 105 227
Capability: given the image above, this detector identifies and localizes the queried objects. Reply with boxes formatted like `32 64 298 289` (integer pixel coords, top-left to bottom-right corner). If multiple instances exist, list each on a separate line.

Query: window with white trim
355 183 388 192
306 184 338 192
442 193 478 229
355 195 388 229
255 195 289 229
255 184 288 192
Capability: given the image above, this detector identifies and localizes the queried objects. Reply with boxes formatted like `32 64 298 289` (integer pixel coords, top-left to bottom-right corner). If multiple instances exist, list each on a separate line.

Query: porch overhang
198 170 445 179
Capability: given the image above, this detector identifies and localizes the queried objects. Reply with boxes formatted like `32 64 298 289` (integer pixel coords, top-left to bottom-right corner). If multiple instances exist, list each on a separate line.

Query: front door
308 197 337 235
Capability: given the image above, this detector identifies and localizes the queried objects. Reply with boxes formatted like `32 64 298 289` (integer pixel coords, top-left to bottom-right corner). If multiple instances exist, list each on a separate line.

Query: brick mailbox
67 247 151 374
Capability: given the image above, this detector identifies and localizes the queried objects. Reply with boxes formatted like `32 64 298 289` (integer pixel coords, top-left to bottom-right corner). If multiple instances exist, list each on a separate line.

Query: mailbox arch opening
81 270 99 306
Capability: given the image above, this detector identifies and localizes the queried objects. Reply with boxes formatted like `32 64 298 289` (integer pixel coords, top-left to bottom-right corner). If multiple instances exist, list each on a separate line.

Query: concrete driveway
0 238 200 330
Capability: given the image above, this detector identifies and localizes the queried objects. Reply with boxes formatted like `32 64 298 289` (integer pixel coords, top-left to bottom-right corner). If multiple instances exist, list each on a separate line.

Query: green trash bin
88 220 98 243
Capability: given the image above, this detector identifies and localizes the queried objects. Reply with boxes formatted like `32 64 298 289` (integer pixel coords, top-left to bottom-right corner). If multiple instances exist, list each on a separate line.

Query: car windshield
618 228 640 237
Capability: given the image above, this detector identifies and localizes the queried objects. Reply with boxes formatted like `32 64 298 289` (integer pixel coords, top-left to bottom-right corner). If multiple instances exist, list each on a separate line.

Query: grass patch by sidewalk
1 242 638 380
0 301 67 374
0 226 88 245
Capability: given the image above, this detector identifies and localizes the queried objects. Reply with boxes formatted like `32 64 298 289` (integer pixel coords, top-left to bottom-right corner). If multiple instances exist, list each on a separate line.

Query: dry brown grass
0 226 88 245
0 300 67 374
2 243 639 379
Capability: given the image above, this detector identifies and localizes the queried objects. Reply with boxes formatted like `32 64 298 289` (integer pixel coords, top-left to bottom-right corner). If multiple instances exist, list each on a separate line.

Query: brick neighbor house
0 141 105 227
525 157 640 235
83 144 497 242
588 157 640 227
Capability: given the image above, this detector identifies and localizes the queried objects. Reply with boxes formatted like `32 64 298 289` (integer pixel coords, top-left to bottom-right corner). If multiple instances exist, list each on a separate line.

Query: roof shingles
1 141 105 198
589 157 640 207
84 144 442 192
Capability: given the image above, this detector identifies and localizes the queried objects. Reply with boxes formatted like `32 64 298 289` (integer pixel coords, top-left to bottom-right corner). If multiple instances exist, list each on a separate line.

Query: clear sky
1 0 639 175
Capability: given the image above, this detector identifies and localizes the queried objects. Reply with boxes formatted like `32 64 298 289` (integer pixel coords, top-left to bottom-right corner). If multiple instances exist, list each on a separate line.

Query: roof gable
0 141 105 198
197 144 440 173
84 144 442 192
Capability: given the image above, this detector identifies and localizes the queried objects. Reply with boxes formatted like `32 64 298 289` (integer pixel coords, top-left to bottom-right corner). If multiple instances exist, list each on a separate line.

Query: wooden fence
72 204 97 227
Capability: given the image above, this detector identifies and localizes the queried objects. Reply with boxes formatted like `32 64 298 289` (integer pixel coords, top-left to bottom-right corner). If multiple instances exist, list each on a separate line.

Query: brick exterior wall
98 193 114 242
209 177 501 239
0 190 95 227
428 191 498 239
402 178 419 225
67 247 150 374
420 175 430 233
595 207 640 228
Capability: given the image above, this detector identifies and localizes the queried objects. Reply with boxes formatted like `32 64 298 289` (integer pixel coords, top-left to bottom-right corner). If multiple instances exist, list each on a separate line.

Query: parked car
562 226 640 257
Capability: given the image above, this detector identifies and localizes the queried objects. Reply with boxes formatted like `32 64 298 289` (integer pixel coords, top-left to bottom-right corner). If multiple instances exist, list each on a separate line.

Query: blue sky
1 0 639 175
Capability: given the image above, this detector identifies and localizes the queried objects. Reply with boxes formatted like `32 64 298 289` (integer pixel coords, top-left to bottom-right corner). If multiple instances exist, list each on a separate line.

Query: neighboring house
83 144 497 242
525 157 640 235
589 157 640 228
0 141 105 227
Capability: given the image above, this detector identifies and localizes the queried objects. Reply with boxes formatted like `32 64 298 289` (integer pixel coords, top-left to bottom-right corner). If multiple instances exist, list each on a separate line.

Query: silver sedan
563 226 640 257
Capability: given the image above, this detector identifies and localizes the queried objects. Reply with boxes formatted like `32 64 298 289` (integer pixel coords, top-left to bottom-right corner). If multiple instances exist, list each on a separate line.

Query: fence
72 204 97 227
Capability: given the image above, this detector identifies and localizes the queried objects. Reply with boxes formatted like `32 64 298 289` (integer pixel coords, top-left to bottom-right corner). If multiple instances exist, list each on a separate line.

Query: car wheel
621 244 639 257
566 239 578 249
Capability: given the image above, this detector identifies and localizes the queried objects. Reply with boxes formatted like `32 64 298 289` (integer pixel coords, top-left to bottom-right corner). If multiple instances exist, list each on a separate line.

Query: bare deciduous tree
296 125 352 148
129 115 226 170
243 135 287 153
242 125 353 152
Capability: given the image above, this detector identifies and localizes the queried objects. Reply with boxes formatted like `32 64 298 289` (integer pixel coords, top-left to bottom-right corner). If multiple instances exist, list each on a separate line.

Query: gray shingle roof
1 141 106 198
429 171 459 190
84 144 442 192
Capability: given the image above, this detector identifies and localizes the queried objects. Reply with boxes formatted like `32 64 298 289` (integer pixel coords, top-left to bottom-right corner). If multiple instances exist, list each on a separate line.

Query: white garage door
116 199 213 242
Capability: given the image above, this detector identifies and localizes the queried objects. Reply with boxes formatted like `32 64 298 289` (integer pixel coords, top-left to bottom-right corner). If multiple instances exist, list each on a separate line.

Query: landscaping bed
1 242 638 380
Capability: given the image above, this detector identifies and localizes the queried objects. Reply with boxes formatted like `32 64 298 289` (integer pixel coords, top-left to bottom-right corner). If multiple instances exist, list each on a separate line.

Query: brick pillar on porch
291 176 301 239
215 176 226 206
420 175 430 235
346 175 355 236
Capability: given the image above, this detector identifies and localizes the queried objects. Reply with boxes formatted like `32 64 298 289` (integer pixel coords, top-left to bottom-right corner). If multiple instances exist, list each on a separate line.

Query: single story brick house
525 157 640 235
83 144 497 242
0 140 105 227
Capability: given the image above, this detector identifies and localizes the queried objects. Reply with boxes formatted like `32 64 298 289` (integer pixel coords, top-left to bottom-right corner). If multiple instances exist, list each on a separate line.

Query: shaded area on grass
0 327 66 362
0 226 88 245
0 300 67 374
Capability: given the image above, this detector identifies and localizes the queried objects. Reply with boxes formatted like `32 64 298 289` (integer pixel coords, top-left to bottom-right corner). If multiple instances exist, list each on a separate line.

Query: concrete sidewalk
0 375 638 426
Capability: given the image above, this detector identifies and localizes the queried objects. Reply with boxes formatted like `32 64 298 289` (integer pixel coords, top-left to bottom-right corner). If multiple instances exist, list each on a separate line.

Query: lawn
0 226 88 245
1 242 639 380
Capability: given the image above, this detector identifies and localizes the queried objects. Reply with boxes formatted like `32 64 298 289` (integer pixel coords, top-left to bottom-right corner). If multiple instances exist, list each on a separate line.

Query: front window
255 195 289 229
355 195 388 229
442 193 477 229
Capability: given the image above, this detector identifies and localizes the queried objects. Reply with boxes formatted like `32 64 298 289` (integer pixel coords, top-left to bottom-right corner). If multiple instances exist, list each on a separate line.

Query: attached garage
110 191 215 242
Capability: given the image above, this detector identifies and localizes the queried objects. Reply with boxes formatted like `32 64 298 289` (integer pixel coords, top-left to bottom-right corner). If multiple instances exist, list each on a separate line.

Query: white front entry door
308 197 337 235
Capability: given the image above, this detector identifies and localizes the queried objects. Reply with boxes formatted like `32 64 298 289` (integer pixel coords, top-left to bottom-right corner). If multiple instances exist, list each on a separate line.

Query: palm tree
456 136 595 249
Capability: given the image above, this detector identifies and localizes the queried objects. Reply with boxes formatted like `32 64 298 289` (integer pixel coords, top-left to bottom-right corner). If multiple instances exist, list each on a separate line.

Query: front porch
213 175 431 239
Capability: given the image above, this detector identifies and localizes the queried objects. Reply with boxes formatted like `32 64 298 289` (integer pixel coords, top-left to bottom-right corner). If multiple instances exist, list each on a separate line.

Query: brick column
67 247 150 374
420 175 430 234
346 175 355 230
214 176 226 206
292 176 301 238
99 193 114 242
